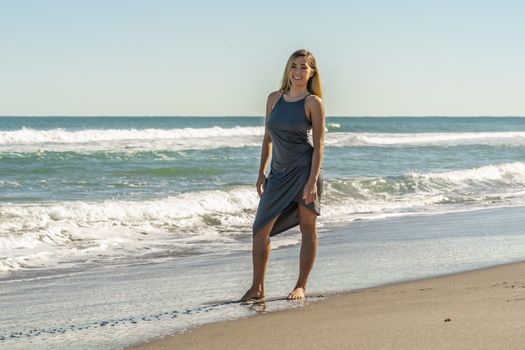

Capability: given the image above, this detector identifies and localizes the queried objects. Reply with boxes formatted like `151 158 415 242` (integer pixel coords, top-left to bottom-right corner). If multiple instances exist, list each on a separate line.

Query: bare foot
287 287 305 300
240 287 264 302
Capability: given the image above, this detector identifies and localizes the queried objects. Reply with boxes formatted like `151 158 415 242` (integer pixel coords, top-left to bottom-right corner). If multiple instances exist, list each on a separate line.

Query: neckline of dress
281 93 310 103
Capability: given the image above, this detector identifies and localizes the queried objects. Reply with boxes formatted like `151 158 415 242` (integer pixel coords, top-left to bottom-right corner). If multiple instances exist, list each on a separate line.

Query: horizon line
1 115 525 118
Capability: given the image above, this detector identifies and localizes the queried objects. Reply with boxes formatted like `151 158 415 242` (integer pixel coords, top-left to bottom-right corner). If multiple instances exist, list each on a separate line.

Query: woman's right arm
256 91 280 197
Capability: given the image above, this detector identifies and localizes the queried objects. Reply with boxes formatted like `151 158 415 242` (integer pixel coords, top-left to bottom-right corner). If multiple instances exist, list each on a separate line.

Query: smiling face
288 56 315 88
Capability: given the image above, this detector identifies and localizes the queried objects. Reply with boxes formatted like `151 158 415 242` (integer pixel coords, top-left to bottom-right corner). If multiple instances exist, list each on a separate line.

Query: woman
241 49 325 302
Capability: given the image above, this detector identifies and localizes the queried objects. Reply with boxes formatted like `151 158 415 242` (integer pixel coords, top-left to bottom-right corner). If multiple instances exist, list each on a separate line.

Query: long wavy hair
279 49 323 98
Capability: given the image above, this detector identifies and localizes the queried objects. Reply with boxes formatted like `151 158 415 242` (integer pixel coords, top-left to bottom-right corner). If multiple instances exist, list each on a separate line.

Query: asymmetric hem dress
252 92 323 237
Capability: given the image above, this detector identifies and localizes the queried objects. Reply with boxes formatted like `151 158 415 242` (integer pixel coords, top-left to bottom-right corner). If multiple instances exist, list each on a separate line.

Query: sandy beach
128 261 525 350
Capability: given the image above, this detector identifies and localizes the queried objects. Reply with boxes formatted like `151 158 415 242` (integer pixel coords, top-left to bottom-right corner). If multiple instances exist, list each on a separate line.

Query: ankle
250 284 264 293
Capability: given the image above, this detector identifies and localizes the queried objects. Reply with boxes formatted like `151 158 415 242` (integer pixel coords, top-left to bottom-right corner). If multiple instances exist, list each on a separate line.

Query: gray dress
252 92 323 237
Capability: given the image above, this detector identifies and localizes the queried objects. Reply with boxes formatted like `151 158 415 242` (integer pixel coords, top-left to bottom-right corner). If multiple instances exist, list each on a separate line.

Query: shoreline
3 204 525 350
127 260 525 349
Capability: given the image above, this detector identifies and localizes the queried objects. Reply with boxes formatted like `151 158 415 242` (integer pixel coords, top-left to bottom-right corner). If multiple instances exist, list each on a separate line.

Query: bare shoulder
266 90 283 114
267 90 282 104
305 95 325 120
305 94 324 107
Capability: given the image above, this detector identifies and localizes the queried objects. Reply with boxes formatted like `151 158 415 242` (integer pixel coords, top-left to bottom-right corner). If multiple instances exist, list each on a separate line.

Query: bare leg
288 205 318 300
240 217 277 302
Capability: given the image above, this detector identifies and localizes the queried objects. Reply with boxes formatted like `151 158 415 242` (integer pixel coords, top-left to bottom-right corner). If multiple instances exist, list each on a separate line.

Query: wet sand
127 260 525 350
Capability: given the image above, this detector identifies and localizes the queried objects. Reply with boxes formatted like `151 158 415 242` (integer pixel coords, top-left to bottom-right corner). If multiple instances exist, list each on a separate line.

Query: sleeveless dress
252 92 323 237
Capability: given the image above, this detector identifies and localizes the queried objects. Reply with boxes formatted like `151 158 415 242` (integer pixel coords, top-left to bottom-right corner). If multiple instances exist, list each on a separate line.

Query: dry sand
127 261 525 349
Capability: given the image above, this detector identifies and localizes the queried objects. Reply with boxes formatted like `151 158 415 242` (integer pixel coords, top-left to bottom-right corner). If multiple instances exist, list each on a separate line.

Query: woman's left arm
303 96 325 204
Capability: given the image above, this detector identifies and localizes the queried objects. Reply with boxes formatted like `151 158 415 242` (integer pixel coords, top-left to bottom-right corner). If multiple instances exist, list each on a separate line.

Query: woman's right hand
256 174 267 197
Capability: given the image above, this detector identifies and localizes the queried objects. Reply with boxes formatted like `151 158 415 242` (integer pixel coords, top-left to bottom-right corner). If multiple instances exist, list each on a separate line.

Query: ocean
1 116 525 349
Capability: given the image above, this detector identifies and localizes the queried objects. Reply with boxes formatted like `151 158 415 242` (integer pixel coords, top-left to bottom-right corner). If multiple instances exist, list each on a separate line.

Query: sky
1 0 524 117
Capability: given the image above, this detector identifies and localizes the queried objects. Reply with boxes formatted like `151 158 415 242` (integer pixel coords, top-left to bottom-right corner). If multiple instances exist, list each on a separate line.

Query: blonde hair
279 49 323 98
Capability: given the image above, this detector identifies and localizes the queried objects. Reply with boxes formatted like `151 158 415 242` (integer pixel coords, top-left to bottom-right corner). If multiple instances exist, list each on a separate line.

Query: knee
252 218 274 241
253 228 270 243
299 225 317 242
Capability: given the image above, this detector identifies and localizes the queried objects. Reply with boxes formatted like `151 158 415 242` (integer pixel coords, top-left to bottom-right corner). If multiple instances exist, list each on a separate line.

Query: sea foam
2 162 525 272
2 128 525 153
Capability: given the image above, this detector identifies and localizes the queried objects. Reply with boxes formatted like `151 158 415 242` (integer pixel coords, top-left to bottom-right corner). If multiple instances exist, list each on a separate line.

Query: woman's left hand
302 180 317 205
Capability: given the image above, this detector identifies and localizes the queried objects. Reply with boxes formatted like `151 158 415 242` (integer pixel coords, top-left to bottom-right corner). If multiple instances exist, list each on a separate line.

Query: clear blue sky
1 0 524 116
